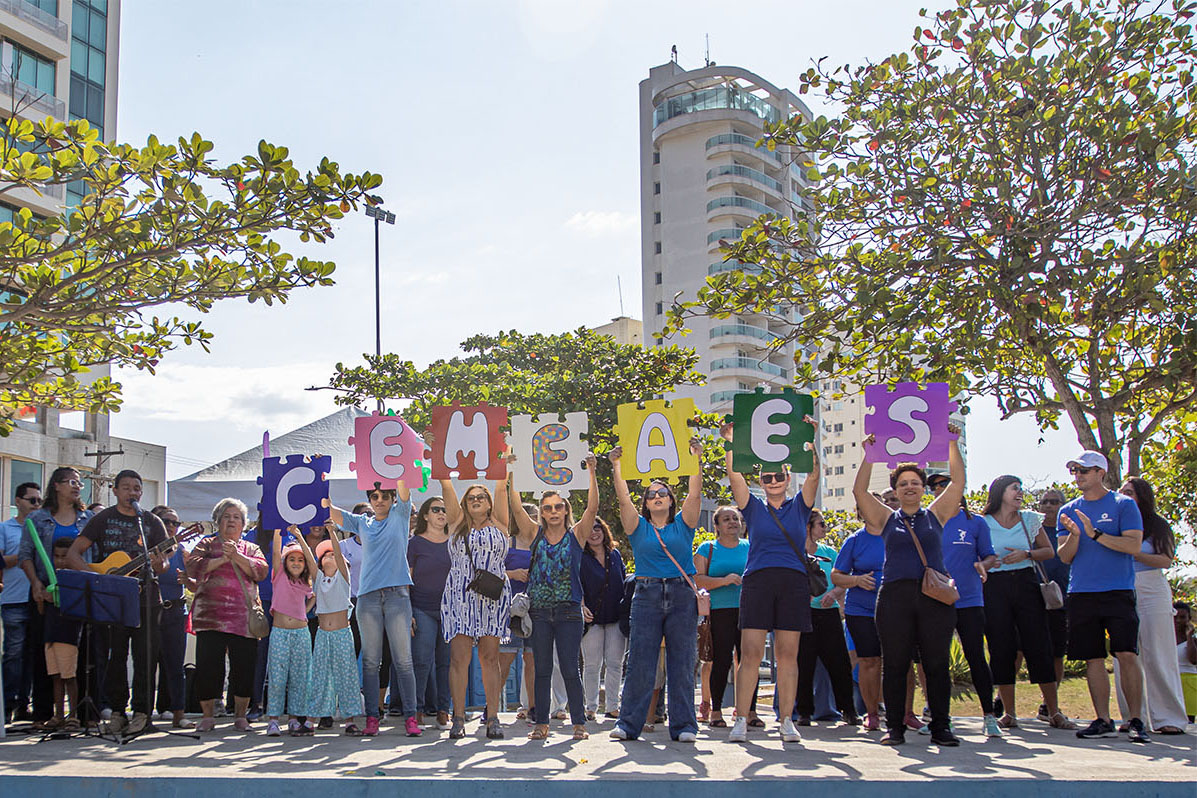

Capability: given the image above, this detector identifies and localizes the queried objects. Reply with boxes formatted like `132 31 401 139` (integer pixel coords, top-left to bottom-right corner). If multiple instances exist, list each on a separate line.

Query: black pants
708 607 757 713
154 603 187 713
983 569 1055 684
101 597 160 716
196 631 258 701
875 579 955 734
796 606 856 718
954 606 994 715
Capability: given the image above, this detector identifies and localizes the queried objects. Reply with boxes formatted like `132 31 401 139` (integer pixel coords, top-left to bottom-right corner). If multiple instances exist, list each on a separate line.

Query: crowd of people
0 431 1192 748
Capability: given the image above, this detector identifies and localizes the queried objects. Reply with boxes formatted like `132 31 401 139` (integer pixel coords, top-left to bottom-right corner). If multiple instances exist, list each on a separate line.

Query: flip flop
747 717 766 728
709 718 727 728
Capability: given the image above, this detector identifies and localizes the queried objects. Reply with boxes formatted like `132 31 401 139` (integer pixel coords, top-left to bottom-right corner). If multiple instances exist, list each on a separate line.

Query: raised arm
720 422 751 509
505 470 538 538
928 427 965 526
439 479 462 529
272 529 284 573
608 447 641 535
853 435 890 533
321 498 345 528
801 415 820 508
290 525 319 584
573 454 600 544
328 524 349 581
492 474 510 532
680 437 704 529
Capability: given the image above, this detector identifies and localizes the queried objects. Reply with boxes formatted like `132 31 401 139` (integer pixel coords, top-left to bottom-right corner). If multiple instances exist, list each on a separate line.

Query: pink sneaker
863 713 881 731
363 716 380 736
405 716 423 737
903 712 922 732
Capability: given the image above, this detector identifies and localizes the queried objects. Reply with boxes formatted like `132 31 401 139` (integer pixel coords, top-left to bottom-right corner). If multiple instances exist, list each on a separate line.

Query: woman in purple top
408 496 453 730
499 494 537 722
185 497 268 732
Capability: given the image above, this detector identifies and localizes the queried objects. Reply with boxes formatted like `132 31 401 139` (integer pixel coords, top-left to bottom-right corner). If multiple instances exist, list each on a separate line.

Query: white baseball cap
1065 450 1108 471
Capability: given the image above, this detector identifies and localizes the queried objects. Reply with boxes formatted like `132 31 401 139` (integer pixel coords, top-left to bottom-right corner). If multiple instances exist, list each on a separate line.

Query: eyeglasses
1068 466 1096 475
61 479 84 488
429 507 447 514
760 474 785 484
163 519 181 527
18 495 42 505
1039 498 1061 505
542 503 567 512
644 488 671 500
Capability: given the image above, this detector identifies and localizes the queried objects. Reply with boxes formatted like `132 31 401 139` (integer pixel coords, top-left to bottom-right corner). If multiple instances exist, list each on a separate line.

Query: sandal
197 717 217 732
572 724 589 740
747 716 766 728
516 708 528 720
997 714 1018 729
553 710 568 720
450 716 466 739
529 724 549 740
173 718 197 730
642 723 655 733
698 700 710 722
1049 711 1077 730
1156 725 1185 735
344 723 363 736
486 718 504 739
709 715 727 728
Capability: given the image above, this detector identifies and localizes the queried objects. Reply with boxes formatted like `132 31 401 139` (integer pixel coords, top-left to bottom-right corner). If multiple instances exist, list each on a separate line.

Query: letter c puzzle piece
863 382 959 468
428 402 509 481
615 398 698 486
257 454 331 530
730 388 814 473
510 412 590 496
348 411 425 490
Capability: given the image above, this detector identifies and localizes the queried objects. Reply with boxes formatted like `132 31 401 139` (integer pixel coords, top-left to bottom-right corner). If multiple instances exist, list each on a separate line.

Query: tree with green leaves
0 115 382 434
664 0 1197 485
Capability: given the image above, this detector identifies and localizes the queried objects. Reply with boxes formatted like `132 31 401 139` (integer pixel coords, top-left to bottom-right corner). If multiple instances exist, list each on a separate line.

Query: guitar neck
112 524 201 577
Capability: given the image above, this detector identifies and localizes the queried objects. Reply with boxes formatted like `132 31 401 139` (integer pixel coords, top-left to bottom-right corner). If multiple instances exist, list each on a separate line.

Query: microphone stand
120 503 197 744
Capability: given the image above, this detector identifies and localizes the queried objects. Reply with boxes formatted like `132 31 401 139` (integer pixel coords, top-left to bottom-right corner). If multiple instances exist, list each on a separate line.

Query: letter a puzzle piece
257 454 331 530
348 411 425 490
615 398 699 486
510 412 590 497
863 382 959 468
428 401 509 481
730 388 814 473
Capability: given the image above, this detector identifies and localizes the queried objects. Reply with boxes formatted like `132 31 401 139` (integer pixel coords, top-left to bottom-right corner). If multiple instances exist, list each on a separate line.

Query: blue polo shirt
1059 491 1142 593
941 510 995 609
741 493 809 576
834 528 885 617
881 508 947 582
0 518 31 605
341 498 414 595
630 516 696 579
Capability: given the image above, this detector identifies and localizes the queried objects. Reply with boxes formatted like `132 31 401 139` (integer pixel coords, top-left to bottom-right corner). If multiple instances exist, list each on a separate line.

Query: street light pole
364 205 396 413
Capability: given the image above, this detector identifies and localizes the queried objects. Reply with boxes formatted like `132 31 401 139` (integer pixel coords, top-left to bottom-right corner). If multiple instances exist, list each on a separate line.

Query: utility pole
84 447 124 506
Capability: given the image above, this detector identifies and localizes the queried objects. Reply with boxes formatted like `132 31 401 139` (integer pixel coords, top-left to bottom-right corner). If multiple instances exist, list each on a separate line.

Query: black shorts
1047 607 1068 659
846 614 881 658
739 568 812 633
1066 590 1138 661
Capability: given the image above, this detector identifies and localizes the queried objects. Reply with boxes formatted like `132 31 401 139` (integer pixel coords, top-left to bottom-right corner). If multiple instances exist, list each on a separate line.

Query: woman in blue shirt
580 517 626 720
832 523 885 730
608 437 705 743
693 506 752 728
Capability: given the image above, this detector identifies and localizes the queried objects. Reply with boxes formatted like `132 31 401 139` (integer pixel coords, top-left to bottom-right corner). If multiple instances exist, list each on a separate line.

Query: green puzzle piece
730 388 815 473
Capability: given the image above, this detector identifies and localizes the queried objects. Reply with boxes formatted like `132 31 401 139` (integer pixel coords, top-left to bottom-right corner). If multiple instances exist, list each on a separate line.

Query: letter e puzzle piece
510 412 590 496
257 454 331 530
428 402 509 481
730 388 814 473
863 382 959 468
615 398 698 486
348 411 425 490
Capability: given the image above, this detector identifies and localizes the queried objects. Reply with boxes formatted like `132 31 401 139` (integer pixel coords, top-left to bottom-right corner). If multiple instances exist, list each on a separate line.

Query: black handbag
464 530 505 601
766 504 829 597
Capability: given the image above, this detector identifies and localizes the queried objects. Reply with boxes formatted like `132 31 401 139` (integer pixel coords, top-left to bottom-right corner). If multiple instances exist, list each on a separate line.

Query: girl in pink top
265 526 316 737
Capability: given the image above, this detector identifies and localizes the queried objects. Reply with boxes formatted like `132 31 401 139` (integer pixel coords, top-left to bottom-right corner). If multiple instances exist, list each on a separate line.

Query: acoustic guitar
88 522 206 577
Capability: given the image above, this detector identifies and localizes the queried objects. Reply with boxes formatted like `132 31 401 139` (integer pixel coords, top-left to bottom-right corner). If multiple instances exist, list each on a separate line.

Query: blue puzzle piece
257 454 331 530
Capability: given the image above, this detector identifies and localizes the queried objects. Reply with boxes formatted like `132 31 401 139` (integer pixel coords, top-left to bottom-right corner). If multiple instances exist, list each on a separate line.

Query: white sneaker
100 708 113 721
678 731 697 743
780 717 801 743
728 717 748 742
609 726 629 740
267 720 281 737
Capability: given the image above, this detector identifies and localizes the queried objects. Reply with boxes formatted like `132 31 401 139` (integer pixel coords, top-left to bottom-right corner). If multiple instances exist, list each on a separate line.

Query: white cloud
564 210 637 237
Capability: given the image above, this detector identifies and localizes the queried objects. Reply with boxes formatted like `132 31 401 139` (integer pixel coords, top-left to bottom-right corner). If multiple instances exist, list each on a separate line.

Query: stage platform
0 714 1192 797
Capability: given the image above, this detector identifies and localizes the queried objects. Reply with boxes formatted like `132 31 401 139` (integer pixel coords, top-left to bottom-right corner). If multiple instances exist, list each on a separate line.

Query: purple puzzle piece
863 382 959 468
257 454 331 531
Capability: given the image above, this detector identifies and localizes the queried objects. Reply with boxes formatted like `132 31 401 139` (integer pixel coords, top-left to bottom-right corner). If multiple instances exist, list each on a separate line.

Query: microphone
130 500 143 515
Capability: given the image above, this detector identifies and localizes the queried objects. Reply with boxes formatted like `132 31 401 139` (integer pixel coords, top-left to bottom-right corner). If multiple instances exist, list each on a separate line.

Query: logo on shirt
1098 512 1112 525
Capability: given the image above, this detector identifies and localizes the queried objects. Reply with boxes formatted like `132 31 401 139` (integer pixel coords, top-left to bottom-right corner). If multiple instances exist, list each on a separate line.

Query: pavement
0 713 1192 797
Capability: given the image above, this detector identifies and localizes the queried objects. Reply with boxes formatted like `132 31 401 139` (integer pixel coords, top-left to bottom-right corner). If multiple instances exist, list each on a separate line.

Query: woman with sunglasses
439 477 512 740
580 517 627 721
508 455 600 740
407 496 452 730
608 437 705 743
18 467 93 729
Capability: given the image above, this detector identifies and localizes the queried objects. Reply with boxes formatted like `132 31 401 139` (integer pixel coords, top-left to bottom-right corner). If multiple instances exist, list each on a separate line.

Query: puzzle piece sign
730 388 814 473
258 454 331 530
615 398 699 486
428 402 509 481
349 411 424 490
510 412 590 496
863 382 959 468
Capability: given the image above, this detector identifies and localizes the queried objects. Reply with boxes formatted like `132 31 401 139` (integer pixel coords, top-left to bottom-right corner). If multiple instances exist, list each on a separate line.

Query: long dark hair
585 516 616 559
982 475 1022 518
413 496 445 537
1123 477 1174 558
639 481 677 524
44 467 84 515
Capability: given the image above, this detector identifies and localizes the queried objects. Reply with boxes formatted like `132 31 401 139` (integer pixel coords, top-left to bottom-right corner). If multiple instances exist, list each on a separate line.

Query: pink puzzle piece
863 382 959 468
349 411 425 490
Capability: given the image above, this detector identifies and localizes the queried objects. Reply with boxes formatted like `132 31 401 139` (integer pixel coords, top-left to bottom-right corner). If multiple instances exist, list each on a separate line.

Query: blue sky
109 0 1080 489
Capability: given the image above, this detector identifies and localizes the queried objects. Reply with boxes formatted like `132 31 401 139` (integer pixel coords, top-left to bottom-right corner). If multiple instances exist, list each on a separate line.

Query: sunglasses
644 488 671 500
467 493 489 503
163 519 181 527
542 503 567 512
1068 466 1096 475
19 495 42 505
429 507 447 514
1040 498 1061 505
760 473 786 484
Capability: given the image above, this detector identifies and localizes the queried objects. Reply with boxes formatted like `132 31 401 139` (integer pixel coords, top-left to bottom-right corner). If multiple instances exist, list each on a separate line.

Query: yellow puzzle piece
615 398 699 486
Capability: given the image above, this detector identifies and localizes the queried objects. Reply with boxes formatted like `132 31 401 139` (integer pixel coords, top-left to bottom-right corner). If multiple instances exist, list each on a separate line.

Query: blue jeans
530 602 586 725
616 578 698 740
358 586 416 719
155 604 187 713
412 607 450 714
2 602 31 708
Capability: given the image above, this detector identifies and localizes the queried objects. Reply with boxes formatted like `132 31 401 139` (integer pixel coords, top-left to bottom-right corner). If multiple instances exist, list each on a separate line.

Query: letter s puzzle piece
510 412 590 496
257 454 331 530
348 411 424 490
730 388 814 473
429 402 509 481
863 382 959 468
615 398 699 486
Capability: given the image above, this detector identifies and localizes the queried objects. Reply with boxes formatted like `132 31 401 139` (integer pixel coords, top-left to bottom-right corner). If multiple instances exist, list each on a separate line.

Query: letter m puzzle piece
510 412 590 496
863 382 959 468
615 398 698 486
348 411 425 490
730 388 814 473
429 402 509 481
257 454 331 530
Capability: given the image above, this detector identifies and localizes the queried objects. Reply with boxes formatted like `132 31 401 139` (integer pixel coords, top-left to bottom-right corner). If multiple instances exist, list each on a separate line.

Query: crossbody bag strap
766 504 808 563
649 523 699 597
230 546 257 611
1017 515 1052 584
899 514 931 568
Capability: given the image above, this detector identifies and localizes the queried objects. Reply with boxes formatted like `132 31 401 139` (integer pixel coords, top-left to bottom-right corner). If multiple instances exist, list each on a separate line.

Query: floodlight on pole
365 204 395 412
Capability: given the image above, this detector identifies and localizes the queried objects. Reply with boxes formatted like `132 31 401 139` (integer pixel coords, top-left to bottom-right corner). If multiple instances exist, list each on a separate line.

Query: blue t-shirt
808 542 839 609
941 510 995 609
340 498 414 595
630 516 696 579
0 518 31 605
53 521 78 542
407 534 451 614
741 493 810 576
1133 519 1173 573
1060 491 1143 593
505 545 532 594
834 528 885 617
1041 524 1070 591
984 510 1042 573
158 546 187 603
696 538 749 610
881 509 947 583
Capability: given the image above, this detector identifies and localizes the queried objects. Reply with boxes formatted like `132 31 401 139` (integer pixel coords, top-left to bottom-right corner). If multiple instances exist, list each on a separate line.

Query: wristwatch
1092 529 1103 540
